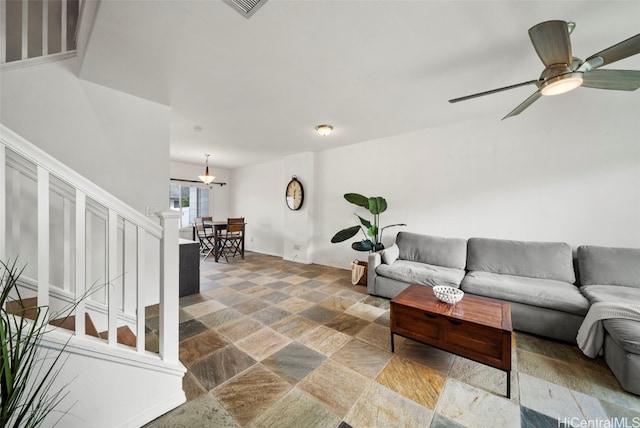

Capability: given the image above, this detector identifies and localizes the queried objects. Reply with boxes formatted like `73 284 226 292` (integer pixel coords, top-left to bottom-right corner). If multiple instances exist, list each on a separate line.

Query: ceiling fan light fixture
198 154 216 184
540 73 584 96
315 124 333 136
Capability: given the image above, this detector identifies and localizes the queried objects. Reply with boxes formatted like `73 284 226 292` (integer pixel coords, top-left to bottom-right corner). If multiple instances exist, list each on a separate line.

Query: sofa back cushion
466 237 576 283
577 245 640 288
396 232 467 270
381 244 400 265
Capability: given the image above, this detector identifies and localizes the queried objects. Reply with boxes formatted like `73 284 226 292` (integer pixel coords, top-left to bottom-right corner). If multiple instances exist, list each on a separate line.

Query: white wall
0 58 170 214
230 160 284 257
230 98 640 269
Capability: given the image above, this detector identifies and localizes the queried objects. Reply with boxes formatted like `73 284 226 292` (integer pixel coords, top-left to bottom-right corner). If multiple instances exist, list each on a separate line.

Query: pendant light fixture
198 154 215 184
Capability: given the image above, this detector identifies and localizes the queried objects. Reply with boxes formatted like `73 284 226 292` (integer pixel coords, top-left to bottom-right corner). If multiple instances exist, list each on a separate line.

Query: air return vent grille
222 0 269 19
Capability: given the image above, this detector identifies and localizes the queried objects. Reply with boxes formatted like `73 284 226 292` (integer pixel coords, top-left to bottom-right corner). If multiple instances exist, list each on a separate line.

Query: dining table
192 220 246 262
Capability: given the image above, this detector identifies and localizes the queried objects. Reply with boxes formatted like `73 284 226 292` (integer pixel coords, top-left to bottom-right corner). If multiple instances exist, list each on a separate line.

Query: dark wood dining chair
195 217 215 260
220 217 245 261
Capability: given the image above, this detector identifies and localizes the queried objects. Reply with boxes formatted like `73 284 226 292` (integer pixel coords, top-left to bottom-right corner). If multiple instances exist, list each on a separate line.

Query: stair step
7 297 138 347
6 298 99 337
7 298 100 338
5 297 39 320
50 313 100 339
101 325 137 348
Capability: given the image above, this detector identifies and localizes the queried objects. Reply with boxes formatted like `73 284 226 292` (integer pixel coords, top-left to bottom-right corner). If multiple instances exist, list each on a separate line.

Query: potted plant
331 193 406 285
1 260 103 427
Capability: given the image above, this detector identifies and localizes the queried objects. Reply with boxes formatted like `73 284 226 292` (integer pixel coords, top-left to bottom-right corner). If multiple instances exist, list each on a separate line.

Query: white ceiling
78 0 640 170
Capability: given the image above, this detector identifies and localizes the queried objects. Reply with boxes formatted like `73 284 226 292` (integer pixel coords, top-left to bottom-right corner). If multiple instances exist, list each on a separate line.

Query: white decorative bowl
433 285 464 304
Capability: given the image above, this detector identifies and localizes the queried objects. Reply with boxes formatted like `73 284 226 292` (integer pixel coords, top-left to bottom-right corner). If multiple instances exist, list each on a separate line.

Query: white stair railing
1 0 80 66
0 124 180 365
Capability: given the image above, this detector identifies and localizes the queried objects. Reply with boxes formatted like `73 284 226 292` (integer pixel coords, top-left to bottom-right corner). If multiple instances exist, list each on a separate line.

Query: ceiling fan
448 20 640 119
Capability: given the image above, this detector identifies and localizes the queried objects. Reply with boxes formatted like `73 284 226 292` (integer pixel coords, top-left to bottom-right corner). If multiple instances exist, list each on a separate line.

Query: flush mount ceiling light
315 124 333 136
198 154 215 185
539 72 584 96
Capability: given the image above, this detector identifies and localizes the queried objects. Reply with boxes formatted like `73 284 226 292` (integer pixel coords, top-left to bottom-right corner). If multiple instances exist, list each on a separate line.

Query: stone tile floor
144 252 640 428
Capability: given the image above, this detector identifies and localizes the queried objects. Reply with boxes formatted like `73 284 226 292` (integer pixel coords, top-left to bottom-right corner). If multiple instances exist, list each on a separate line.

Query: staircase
0 124 186 427
7 296 146 349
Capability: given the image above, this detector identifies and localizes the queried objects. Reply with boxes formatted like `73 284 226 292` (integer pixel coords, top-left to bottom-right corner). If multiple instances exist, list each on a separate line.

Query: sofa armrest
368 252 382 294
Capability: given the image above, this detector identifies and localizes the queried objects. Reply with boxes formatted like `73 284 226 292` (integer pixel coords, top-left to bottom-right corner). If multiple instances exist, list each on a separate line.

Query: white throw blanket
577 302 640 358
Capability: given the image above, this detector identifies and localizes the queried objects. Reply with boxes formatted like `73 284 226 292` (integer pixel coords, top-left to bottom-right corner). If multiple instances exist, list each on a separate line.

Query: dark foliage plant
1 260 74 428
331 193 406 252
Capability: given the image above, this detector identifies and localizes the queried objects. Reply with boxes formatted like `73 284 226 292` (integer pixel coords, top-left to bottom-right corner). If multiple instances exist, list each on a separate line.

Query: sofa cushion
396 232 467 269
580 285 640 354
580 284 640 305
466 238 576 283
376 260 465 288
382 244 400 265
603 319 640 354
461 271 589 315
577 245 640 288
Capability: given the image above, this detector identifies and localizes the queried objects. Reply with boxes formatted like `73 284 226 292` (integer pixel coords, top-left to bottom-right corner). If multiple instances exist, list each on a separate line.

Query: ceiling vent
222 0 269 19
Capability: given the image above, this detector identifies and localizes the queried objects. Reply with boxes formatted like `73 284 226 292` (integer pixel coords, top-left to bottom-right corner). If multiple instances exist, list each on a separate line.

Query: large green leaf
344 193 369 208
367 225 378 238
330 225 360 243
357 215 371 229
368 197 387 214
352 240 373 251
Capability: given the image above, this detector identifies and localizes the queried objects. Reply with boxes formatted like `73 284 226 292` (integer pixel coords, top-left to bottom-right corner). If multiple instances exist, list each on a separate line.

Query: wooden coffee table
390 284 513 398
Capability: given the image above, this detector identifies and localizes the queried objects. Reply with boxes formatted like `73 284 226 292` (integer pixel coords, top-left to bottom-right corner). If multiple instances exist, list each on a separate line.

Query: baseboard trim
120 391 186 428
0 51 77 71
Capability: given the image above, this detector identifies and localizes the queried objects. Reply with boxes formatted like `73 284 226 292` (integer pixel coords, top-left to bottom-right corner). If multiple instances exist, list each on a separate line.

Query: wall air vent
222 0 270 19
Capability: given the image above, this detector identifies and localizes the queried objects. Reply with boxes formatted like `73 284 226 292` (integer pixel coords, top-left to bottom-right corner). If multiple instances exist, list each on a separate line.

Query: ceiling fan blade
449 80 538 103
528 20 572 68
585 34 640 69
502 90 542 120
582 69 640 91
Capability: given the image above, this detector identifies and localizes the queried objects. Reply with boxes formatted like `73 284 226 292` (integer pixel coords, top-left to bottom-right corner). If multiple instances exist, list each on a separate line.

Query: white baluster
158 210 180 363
0 143 5 261
37 166 49 315
75 0 83 45
0 0 6 63
75 190 86 339
10 158 20 263
123 220 137 315
42 0 48 56
85 212 92 303
21 0 27 60
61 0 67 53
63 197 71 292
108 209 118 346
136 226 146 353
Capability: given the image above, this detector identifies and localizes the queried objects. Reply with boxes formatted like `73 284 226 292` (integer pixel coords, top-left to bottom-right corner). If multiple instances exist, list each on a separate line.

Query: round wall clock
285 176 304 210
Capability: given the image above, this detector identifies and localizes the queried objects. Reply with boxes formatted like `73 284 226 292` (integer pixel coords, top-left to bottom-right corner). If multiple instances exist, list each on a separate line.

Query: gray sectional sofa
462 237 589 343
577 245 640 395
367 231 640 395
368 232 467 298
